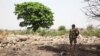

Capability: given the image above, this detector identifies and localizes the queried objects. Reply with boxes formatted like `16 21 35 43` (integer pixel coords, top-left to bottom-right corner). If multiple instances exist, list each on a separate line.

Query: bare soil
0 34 99 56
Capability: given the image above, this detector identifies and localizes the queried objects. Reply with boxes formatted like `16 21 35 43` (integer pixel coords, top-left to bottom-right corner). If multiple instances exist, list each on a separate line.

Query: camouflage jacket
69 28 79 38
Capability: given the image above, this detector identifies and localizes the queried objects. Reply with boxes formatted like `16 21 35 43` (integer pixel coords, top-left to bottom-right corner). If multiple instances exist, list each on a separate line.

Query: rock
18 38 28 42
2 41 9 44
34 39 38 41
0 44 7 48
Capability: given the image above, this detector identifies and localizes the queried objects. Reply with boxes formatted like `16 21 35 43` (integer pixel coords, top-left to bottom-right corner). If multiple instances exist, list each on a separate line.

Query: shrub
81 29 100 37
58 26 66 31
37 28 68 36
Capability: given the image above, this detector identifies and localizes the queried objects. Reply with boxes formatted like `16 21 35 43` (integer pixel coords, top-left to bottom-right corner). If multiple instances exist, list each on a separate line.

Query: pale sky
0 0 99 30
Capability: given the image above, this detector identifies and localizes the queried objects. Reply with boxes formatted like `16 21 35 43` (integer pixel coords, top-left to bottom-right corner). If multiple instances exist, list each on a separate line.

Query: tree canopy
14 2 54 31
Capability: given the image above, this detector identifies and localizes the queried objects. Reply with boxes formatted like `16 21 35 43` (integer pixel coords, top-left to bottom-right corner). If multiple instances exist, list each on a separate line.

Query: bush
58 26 66 31
93 29 100 37
86 24 93 30
37 28 68 36
37 29 56 36
39 29 47 36
81 29 100 37
13 29 35 35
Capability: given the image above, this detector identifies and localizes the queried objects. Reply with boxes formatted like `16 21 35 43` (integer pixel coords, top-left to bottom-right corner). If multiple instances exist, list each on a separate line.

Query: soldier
69 24 79 49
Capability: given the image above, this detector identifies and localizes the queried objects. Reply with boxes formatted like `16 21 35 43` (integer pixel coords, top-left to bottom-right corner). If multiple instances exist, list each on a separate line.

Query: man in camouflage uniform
69 24 79 49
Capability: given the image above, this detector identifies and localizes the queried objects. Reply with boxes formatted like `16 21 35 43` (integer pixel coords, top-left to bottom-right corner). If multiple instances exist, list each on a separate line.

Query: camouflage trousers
69 37 77 44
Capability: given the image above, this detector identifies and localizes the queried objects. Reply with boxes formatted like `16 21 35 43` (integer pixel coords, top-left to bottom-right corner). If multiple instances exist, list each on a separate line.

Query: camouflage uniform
69 28 79 44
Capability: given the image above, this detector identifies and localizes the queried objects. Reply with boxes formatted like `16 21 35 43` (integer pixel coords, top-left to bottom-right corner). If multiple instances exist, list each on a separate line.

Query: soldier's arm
77 29 79 34
69 30 71 38
76 28 79 36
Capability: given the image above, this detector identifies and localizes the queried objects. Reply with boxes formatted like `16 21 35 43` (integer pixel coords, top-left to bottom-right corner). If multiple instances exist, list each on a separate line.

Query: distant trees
83 0 100 21
86 24 93 30
14 2 54 31
58 26 66 31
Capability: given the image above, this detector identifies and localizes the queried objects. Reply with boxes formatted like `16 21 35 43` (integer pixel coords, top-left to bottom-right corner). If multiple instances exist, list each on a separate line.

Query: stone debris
0 34 99 56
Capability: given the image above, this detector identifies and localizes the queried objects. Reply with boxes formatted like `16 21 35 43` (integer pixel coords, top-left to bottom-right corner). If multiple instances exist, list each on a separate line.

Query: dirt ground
0 34 100 56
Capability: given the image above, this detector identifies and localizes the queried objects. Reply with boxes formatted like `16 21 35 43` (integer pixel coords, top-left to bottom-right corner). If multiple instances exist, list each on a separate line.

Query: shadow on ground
38 44 100 56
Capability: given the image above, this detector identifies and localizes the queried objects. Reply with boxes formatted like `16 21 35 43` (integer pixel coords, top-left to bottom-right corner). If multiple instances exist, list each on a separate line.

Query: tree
82 0 100 21
58 26 66 31
14 2 54 31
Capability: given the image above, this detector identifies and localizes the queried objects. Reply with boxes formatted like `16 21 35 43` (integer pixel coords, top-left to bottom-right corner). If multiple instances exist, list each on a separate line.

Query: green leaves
14 2 54 31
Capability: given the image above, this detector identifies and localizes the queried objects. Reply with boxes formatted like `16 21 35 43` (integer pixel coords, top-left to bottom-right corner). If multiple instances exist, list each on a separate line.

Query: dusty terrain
0 34 100 56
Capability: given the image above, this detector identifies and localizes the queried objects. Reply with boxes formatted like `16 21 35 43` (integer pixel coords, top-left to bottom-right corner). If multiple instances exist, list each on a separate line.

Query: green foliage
14 2 54 31
81 29 100 37
0 28 68 36
58 26 66 31
86 25 93 30
37 29 47 36
94 29 100 37
13 29 34 35
37 28 68 36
